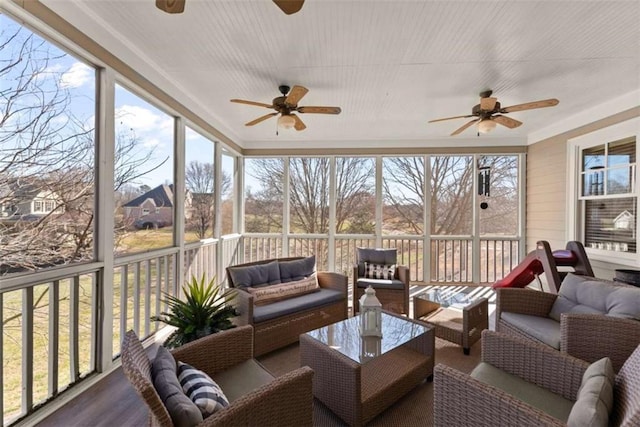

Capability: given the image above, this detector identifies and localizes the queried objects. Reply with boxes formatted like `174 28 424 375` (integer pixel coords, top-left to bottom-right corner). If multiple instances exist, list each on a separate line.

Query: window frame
567 118 640 266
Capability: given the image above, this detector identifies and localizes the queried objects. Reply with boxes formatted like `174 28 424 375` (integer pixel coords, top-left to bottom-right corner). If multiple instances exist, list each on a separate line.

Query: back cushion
279 255 316 283
227 261 281 289
152 346 203 427
549 273 640 321
566 357 614 427
357 248 397 276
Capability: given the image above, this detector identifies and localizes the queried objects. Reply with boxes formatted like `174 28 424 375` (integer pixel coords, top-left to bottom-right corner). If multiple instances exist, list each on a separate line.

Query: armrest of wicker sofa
172 325 254 375
202 366 314 427
230 288 254 326
434 364 565 427
561 313 640 372
496 288 558 320
481 330 588 401
317 271 348 296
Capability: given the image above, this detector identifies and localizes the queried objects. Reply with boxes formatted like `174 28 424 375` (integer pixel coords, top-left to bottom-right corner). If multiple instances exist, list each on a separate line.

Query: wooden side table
413 290 488 355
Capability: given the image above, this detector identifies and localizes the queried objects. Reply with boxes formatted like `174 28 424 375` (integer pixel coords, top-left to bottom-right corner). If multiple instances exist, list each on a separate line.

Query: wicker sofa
226 256 348 356
434 330 640 426
496 273 640 372
121 326 314 427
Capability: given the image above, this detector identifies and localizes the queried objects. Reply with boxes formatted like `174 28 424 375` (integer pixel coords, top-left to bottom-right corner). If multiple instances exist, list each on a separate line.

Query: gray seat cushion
501 312 561 349
471 362 574 422
212 359 274 403
549 273 640 321
356 278 405 290
253 288 344 323
227 260 281 289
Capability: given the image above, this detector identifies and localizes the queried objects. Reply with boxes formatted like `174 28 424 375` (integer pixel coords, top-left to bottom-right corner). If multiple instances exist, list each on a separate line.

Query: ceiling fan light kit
428 90 559 136
477 119 497 134
278 114 296 130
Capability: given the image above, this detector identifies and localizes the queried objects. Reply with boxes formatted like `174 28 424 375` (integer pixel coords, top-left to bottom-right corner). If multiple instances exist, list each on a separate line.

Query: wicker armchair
121 325 314 427
352 248 410 315
434 331 640 426
496 284 640 372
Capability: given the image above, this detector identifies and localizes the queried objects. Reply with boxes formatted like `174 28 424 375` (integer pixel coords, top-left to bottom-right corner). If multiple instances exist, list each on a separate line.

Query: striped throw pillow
177 362 229 417
364 262 396 280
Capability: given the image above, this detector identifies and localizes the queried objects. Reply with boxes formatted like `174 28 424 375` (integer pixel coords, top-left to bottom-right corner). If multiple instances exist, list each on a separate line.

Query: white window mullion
283 158 290 257
328 157 336 271
95 67 115 372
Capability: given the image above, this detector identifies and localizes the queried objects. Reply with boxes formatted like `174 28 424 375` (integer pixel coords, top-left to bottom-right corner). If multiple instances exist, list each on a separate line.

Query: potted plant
152 275 238 349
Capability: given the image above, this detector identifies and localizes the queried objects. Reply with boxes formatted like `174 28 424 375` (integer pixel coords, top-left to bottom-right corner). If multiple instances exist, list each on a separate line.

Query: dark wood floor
37 366 148 427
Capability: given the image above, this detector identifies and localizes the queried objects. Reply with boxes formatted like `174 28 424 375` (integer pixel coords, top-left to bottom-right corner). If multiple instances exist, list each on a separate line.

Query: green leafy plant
152 275 238 349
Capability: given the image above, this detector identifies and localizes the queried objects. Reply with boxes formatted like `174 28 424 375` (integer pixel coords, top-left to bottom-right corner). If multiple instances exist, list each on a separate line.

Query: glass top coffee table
300 311 434 426
413 288 489 355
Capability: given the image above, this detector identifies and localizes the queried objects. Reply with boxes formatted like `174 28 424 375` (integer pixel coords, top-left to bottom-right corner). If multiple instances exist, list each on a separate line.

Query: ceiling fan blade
501 98 559 113
291 114 306 131
451 119 480 136
230 99 274 109
297 106 341 114
156 0 185 13
480 97 497 111
428 114 475 123
273 0 305 15
245 113 278 126
493 115 523 129
285 85 308 106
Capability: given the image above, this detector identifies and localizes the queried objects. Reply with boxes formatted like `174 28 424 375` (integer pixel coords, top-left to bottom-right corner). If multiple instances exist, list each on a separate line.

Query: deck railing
1 232 521 426
0 264 101 425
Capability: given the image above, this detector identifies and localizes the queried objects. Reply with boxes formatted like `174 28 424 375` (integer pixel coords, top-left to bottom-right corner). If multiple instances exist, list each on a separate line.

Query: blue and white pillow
177 361 229 417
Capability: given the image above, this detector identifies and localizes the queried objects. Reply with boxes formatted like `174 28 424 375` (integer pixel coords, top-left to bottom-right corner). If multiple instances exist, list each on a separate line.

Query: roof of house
123 184 174 208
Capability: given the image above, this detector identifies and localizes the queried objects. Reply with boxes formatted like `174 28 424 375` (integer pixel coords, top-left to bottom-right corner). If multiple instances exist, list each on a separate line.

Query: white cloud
60 62 93 89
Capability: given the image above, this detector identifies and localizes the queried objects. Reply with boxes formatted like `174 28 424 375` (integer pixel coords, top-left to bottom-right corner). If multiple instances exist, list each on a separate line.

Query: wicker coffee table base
299 316 434 427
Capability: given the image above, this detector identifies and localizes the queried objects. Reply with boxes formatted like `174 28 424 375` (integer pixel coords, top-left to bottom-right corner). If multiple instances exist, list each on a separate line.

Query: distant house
0 180 64 220
614 210 634 229
123 184 175 229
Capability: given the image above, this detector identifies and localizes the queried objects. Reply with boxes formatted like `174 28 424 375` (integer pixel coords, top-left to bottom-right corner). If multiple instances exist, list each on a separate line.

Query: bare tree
246 158 375 235
1 24 167 274
184 160 231 239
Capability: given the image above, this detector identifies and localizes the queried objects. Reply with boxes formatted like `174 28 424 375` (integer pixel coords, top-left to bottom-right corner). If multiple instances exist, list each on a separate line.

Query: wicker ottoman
414 290 488 355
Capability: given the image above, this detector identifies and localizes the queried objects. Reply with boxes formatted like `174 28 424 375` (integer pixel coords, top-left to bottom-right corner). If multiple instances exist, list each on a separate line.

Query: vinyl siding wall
526 107 640 280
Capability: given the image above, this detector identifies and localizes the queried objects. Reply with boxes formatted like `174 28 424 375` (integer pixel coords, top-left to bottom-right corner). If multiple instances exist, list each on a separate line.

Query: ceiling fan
155 0 304 15
230 85 341 131
429 90 559 136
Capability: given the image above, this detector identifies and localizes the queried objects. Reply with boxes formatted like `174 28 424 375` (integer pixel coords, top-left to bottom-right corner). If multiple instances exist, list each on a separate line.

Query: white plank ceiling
40 0 640 149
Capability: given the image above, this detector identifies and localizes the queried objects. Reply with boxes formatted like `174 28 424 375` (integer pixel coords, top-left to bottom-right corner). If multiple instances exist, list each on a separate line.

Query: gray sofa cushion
253 288 344 323
152 347 203 427
501 312 561 349
279 255 315 283
471 362 574 422
227 260 281 289
567 357 615 427
213 359 274 402
357 248 397 276
356 278 405 290
549 273 640 321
